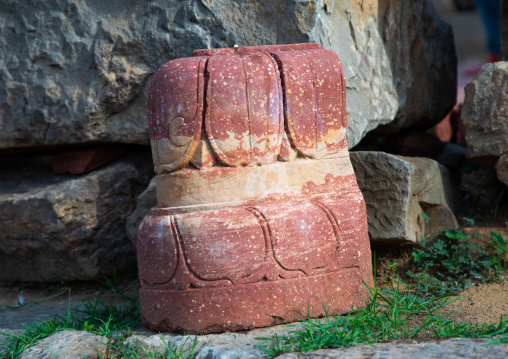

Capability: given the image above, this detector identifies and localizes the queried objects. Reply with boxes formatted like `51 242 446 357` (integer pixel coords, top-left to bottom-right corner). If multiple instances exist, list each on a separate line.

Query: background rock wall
0 0 456 150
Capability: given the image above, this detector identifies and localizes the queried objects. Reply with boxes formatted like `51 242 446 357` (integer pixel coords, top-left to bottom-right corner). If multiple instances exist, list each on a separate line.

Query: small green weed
432 314 508 339
257 281 508 358
0 273 141 359
256 281 453 358
489 222 508 267
406 224 505 296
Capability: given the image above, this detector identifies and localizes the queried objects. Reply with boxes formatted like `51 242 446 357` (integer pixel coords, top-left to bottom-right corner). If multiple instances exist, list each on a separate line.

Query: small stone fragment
351 151 460 244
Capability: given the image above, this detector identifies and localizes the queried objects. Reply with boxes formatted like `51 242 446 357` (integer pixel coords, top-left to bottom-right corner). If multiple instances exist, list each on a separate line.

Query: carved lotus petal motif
272 48 346 158
257 201 338 274
137 216 177 285
205 52 284 166
147 57 206 172
147 43 348 173
176 208 266 282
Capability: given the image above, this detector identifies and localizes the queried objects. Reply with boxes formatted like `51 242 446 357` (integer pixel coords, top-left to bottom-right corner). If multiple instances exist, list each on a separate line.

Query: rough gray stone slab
19 330 107 359
126 324 303 359
15 328 508 359
350 151 460 244
5 321 508 359
277 338 508 359
0 154 152 281
0 0 455 150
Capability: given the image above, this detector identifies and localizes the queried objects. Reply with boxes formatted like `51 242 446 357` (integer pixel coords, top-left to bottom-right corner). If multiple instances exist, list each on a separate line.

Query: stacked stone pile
0 0 457 281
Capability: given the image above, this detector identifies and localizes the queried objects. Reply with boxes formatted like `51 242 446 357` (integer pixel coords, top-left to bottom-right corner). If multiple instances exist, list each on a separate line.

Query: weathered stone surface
375 0 457 132
126 324 301 359
17 328 508 359
138 44 373 333
19 330 107 359
0 0 455 150
462 62 508 163
350 151 460 244
0 154 152 281
126 177 156 248
277 338 508 359
13 328 508 359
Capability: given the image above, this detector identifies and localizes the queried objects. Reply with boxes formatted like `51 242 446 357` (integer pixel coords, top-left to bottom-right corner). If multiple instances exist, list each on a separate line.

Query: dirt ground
372 224 508 335
0 275 138 331
442 280 508 325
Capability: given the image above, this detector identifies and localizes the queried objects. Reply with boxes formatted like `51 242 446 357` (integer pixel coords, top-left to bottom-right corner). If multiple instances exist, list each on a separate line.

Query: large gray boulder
462 62 508 186
350 151 460 244
0 154 152 281
0 0 456 150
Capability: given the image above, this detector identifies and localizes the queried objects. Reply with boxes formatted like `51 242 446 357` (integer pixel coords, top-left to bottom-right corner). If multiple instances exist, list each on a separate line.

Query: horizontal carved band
137 193 367 290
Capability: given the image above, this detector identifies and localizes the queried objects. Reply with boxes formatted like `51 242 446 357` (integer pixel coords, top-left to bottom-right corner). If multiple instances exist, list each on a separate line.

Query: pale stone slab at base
277 338 508 359
141 268 363 333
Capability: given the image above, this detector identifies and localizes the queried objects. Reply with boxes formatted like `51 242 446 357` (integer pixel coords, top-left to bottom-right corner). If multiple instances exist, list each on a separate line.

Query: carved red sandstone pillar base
139 43 373 333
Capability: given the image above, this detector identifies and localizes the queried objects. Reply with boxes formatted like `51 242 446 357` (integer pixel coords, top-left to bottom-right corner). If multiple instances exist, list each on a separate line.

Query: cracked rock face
350 151 460 244
0 0 455 150
0 154 152 282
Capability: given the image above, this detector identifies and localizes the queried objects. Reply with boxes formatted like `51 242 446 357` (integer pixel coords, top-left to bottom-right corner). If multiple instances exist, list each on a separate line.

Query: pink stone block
139 43 373 333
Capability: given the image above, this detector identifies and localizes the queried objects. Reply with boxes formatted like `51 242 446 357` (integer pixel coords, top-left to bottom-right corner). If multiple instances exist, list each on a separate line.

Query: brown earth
442 280 508 325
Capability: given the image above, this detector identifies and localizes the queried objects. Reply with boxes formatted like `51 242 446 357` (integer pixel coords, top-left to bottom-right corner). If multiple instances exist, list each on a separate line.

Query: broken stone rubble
0 153 152 281
350 151 460 244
